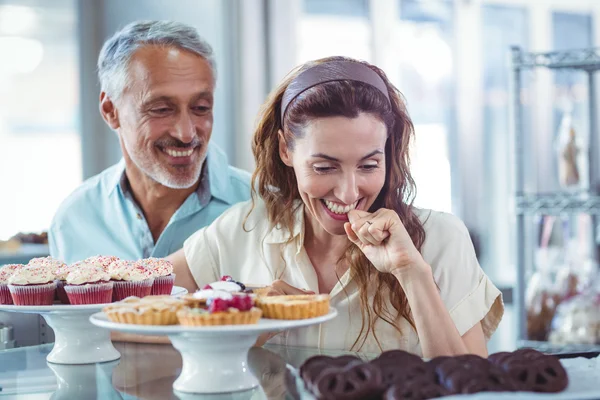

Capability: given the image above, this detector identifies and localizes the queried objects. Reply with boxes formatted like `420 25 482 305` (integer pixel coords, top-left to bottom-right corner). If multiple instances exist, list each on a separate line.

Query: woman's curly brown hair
248 56 426 351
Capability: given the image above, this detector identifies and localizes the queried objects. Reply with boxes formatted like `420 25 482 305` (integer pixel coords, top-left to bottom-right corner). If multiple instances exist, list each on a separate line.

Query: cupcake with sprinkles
84 255 120 272
28 256 65 276
54 262 77 304
108 260 154 301
0 264 23 305
63 264 113 305
138 258 175 295
28 256 64 300
8 265 56 305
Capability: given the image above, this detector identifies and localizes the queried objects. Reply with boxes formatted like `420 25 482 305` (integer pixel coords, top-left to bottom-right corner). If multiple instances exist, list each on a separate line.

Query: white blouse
183 199 504 355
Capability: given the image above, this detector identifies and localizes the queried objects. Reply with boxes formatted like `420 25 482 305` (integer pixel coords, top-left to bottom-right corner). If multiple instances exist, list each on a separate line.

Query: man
49 20 250 266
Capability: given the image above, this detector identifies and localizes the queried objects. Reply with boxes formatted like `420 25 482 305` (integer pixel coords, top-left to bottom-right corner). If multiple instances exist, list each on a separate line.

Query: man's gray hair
97 20 216 99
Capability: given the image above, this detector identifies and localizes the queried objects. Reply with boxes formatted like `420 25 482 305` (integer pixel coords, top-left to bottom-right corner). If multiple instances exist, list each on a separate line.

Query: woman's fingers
263 287 285 296
270 279 315 295
357 221 381 246
347 210 390 246
344 222 360 246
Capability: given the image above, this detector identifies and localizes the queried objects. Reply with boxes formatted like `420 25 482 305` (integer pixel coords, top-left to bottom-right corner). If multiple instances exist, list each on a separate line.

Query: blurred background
1 0 600 352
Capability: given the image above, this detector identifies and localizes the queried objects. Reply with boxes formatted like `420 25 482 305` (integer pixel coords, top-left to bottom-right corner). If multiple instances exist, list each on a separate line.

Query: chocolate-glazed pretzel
300 355 362 386
372 355 431 387
374 349 424 364
429 354 488 375
384 375 449 400
312 362 384 400
488 349 568 393
434 356 517 394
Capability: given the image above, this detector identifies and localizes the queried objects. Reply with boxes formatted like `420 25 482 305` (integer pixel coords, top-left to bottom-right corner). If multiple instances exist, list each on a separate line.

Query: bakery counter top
0 341 599 399
0 341 373 399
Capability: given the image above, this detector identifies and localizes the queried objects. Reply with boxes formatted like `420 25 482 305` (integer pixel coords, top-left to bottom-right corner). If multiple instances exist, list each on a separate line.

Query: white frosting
27 256 65 275
8 266 55 285
138 258 174 277
108 260 153 281
66 266 111 285
54 263 77 280
0 264 22 284
192 289 233 301
84 255 120 271
208 281 242 292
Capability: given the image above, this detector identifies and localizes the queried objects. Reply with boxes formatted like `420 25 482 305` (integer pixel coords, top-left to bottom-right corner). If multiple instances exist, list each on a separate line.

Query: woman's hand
344 209 426 275
259 279 315 296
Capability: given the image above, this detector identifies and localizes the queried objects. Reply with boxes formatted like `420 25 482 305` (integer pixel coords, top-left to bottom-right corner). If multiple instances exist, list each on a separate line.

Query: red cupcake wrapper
64 282 114 305
151 274 176 295
112 278 154 301
0 284 13 305
8 282 56 305
56 280 70 304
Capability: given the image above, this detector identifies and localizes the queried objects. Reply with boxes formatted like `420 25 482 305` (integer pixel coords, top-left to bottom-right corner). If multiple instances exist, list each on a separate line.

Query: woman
168 56 503 357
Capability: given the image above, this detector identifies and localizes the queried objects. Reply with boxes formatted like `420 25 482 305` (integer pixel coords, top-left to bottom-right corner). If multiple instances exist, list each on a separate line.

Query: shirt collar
264 200 305 254
107 159 126 197
205 142 238 205
106 142 235 205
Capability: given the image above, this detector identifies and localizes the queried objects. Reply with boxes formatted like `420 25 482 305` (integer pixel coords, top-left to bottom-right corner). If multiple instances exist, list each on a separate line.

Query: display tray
285 354 600 400
0 286 188 364
90 308 338 394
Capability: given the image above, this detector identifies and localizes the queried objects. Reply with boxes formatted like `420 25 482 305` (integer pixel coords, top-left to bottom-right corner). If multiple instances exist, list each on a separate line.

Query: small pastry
255 294 330 320
104 295 185 325
177 292 261 326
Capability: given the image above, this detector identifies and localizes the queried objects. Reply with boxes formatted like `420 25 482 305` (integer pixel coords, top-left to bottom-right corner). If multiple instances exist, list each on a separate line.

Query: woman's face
280 113 387 236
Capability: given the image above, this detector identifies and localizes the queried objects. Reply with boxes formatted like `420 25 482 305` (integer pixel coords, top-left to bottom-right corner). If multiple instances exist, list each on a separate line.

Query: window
394 0 454 213
280 0 600 283
298 0 372 63
298 0 453 213
481 4 529 284
0 0 80 240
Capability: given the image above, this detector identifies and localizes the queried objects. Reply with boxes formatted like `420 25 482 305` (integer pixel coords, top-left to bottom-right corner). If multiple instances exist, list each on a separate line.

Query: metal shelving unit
511 46 600 346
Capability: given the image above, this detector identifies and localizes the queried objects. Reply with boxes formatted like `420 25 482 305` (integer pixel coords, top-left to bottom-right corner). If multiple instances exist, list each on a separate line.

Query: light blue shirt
49 143 251 264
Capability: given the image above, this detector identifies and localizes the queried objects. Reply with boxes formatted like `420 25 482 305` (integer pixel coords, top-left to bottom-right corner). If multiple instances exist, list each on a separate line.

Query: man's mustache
155 137 203 148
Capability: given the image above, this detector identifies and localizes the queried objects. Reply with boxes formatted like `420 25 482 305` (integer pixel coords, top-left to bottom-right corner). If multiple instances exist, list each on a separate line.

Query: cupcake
0 264 23 305
28 256 66 274
28 256 65 302
54 262 78 304
177 290 261 326
84 255 120 272
138 258 175 295
108 260 154 301
8 266 56 305
104 295 185 325
63 265 113 305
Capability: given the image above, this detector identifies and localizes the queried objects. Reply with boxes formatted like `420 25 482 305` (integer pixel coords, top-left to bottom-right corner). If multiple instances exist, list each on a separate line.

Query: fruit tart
183 275 250 308
177 290 262 326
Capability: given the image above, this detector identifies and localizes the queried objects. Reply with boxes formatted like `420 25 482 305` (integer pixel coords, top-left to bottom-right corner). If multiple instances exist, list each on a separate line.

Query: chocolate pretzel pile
297 349 568 400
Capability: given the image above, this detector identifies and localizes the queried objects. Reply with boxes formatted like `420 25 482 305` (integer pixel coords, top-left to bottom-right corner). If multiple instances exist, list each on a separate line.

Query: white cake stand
48 359 122 400
90 308 338 394
0 286 187 365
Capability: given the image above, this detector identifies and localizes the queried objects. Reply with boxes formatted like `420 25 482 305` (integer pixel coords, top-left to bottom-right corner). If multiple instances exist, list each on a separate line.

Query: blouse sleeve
182 199 271 287
183 225 221 287
421 211 504 340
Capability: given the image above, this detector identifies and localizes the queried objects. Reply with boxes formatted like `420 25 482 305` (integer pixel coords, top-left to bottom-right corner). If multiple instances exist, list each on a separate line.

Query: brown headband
280 60 391 125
